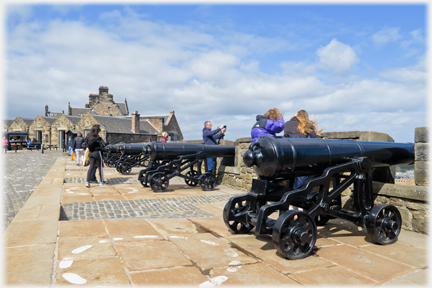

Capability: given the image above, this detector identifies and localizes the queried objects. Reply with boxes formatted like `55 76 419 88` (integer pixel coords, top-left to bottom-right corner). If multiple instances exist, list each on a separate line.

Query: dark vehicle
4 132 42 150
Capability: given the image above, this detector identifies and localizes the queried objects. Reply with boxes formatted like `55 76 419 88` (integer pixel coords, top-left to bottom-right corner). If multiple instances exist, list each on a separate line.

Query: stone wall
215 129 429 234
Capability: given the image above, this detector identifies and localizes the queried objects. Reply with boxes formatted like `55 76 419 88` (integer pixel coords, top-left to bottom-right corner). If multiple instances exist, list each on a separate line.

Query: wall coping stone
219 165 240 174
373 182 428 202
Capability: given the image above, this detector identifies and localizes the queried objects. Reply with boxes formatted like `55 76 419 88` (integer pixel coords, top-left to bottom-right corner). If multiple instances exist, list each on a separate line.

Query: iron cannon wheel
365 204 401 245
223 199 254 234
200 172 216 191
120 164 132 175
139 174 149 187
184 170 199 186
272 210 317 260
150 172 169 192
314 214 332 226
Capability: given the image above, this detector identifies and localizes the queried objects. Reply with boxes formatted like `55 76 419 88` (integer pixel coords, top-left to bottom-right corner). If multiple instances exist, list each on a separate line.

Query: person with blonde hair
284 109 323 138
251 108 284 142
284 110 324 189
160 132 169 142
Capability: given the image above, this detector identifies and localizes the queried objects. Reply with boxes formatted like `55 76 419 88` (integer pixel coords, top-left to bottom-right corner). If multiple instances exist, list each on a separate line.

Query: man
71 133 85 166
202 121 227 173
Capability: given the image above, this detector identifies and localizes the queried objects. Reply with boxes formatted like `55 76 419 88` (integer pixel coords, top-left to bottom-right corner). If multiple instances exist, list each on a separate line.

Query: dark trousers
87 151 103 182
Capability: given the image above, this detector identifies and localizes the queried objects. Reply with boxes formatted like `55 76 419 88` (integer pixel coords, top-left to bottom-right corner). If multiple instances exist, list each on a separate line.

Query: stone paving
3 151 429 287
2 150 64 230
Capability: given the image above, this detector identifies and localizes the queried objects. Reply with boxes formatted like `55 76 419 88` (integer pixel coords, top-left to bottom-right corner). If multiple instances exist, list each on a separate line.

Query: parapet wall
215 128 429 234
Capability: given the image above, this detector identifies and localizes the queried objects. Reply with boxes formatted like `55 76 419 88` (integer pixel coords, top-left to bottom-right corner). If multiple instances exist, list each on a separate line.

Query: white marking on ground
169 236 188 239
224 249 238 257
227 260 242 272
199 276 228 288
112 238 123 241
59 257 73 269
99 240 110 243
201 240 218 246
133 235 158 239
62 273 87 284
71 245 92 254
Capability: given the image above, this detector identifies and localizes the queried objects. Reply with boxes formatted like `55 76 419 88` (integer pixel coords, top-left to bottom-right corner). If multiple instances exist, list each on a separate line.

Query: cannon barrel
244 136 414 178
102 144 123 153
147 142 235 160
118 143 149 155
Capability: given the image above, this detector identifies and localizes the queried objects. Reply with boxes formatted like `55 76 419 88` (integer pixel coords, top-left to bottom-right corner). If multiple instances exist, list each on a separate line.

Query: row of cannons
101 137 414 260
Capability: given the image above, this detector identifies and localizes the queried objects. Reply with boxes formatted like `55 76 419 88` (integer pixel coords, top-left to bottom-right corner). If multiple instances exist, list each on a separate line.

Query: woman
284 109 324 189
159 132 169 142
251 108 284 142
85 124 107 188
284 109 323 139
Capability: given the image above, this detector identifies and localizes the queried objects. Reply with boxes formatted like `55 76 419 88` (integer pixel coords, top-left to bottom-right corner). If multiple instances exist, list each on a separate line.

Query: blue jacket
251 115 284 142
203 127 224 145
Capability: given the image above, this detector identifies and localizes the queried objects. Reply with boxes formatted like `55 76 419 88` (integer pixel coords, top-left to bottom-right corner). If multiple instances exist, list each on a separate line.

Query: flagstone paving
3 153 429 287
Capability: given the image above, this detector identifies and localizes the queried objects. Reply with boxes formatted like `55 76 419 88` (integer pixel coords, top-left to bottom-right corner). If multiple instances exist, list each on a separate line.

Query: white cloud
316 39 358 75
4 8 427 144
380 59 426 84
372 27 401 45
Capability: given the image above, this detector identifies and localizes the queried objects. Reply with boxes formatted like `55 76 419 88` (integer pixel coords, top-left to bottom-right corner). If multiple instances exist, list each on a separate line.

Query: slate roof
3 119 14 127
116 103 128 116
42 117 58 125
92 115 158 135
70 107 92 116
22 118 35 126
64 115 81 124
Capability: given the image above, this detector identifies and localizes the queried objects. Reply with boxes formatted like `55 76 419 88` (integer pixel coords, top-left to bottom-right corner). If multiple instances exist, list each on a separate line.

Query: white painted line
169 236 188 239
62 273 87 284
199 276 228 288
201 240 219 246
71 245 92 254
224 249 238 257
133 235 158 239
59 258 73 269
112 238 123 241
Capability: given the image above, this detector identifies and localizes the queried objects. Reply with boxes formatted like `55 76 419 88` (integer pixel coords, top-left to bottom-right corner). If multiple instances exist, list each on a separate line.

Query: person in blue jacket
251 108 284 142
202 121 226 173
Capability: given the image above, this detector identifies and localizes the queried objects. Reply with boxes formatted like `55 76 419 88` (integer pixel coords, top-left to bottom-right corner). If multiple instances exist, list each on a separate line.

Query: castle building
4 86 183 149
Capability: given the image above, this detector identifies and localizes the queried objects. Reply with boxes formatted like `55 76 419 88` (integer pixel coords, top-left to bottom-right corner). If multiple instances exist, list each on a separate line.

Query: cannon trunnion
223 136 414 260
138 142 235 192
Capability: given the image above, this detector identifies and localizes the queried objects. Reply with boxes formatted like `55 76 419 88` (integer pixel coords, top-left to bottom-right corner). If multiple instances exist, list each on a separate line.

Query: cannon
223 136 414 260
102 144 123 167
138 142 235 192
106 144 150 174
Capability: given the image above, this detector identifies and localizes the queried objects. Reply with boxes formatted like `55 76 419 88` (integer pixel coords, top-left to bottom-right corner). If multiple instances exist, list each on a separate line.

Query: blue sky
3 2 428 142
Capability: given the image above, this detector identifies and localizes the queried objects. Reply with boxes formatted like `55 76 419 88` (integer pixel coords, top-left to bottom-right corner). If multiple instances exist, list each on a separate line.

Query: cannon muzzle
245 136 414 178
147 142 235 160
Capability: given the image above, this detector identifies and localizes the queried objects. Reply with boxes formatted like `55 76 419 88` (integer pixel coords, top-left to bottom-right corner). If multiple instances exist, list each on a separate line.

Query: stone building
68 86 129 117
50 114 81 149
6 85 183 145
28 115 57 143
7 117 34 133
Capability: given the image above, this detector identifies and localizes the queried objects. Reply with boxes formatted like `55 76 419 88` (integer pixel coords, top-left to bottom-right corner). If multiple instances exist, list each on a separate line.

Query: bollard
41 144 44 154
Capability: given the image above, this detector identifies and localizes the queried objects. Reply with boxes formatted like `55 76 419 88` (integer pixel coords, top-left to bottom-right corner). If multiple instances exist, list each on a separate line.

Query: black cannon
223 136 414 260
108 144 150 174
138 142 235 192
102 144 123 167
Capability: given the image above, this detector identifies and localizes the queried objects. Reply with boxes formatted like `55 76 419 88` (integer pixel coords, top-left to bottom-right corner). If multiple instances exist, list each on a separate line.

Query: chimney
132 111 140 133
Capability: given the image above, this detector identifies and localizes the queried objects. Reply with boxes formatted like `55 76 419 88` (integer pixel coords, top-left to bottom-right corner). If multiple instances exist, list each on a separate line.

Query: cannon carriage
115 144 150 174
102 144 123 167
138 142 235 192
102 143 150 174
223 136 414 260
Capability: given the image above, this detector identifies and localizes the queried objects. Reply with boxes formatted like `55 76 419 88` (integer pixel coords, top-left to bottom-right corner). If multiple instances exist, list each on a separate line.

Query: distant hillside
396 164 414 171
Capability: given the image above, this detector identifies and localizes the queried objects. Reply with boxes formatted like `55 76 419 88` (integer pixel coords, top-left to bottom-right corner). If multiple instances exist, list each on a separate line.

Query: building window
85 130 90 137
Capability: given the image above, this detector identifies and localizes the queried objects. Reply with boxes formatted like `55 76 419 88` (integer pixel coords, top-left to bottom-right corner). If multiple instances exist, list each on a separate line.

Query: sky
2 1 428 143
